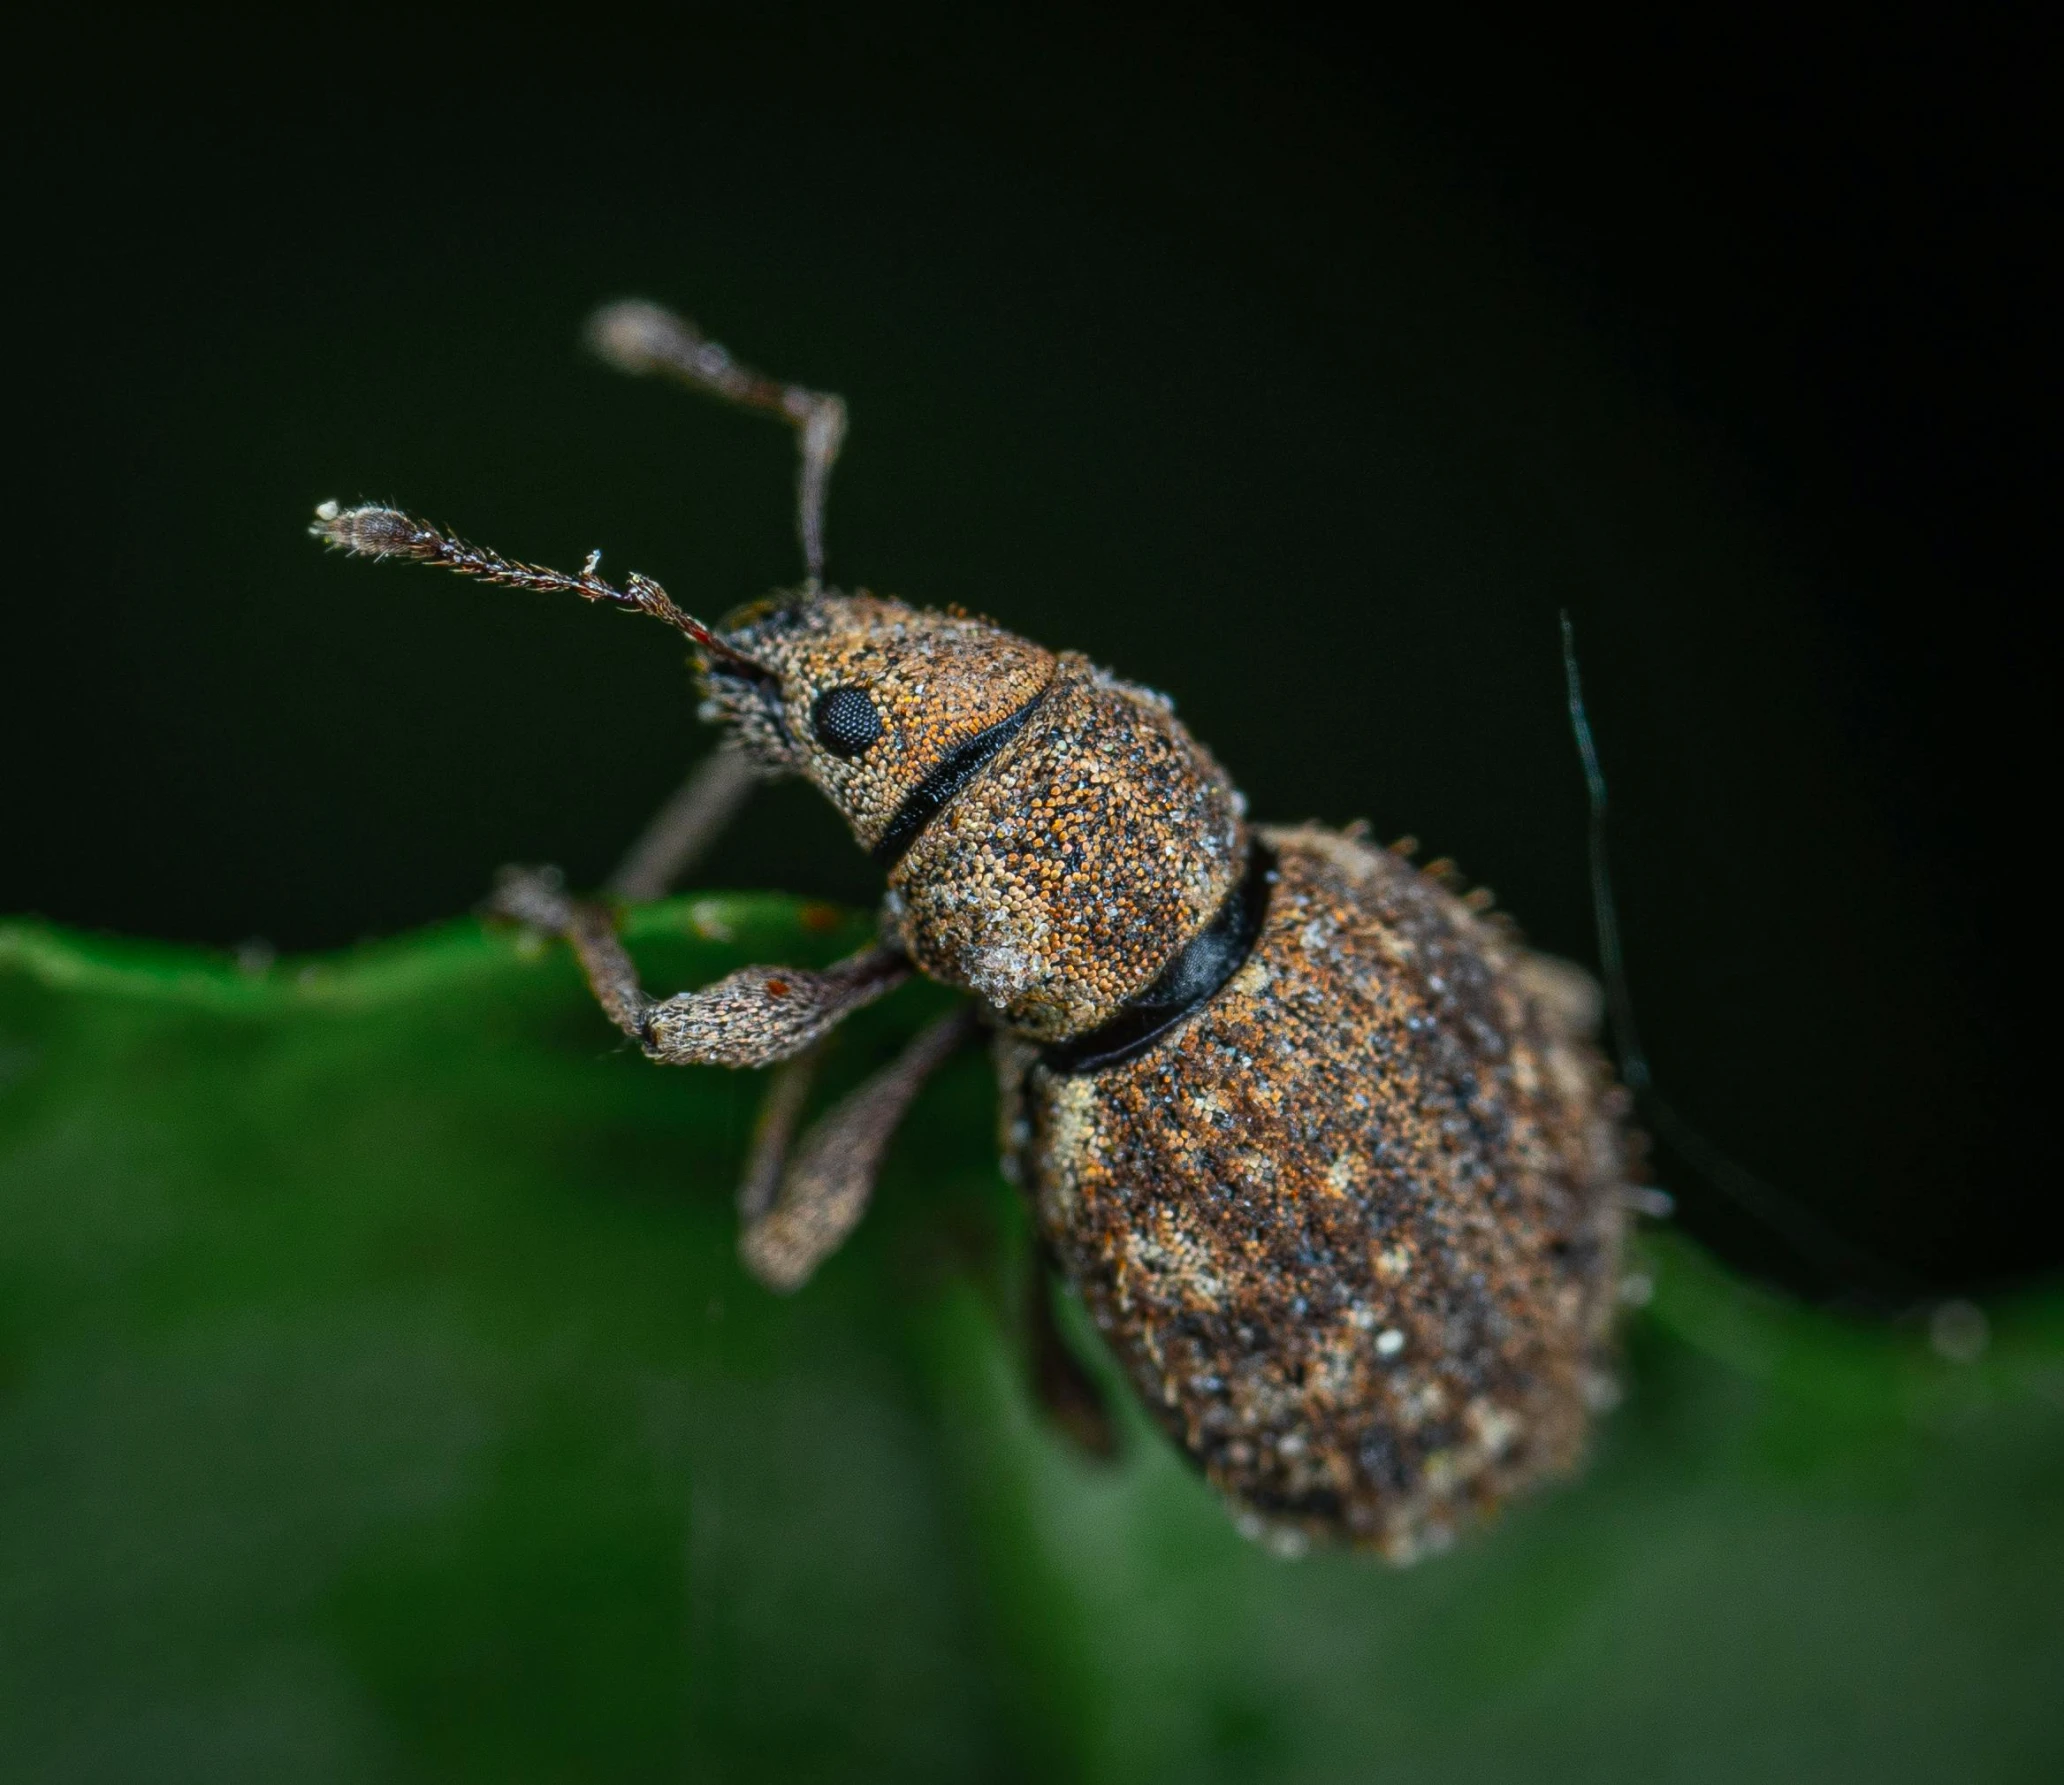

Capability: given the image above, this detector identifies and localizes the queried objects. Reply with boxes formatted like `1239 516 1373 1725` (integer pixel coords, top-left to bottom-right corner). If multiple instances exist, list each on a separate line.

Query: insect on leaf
2 905 2061 1783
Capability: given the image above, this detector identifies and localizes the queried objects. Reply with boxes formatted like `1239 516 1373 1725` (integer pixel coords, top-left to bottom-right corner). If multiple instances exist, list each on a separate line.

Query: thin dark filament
1560 611 1647 1093
1559 611 1920 1303
311 503 768 675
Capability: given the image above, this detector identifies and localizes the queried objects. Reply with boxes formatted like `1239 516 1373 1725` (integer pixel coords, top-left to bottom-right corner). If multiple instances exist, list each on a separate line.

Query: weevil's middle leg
741 1004 982 1292
490 867 907 1067
736 1045 821 1226
607 743 763 902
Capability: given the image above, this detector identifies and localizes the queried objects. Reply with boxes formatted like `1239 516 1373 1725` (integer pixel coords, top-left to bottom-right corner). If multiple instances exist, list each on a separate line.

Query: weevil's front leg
607 743 763 901
586 298 847 585
741 1005 982 1292
491 867 907 1067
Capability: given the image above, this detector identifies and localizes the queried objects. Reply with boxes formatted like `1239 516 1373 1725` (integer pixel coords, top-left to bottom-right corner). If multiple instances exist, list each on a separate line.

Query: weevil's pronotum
313 299 1635 1561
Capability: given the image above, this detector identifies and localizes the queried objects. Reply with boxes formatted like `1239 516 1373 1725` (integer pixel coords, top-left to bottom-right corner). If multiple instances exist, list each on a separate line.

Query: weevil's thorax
700 594 1247 1045
886 653 1248 1041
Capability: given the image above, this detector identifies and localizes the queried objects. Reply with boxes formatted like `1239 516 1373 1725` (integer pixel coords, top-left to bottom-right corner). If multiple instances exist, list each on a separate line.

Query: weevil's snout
698 593 1055 854
697 621 798 766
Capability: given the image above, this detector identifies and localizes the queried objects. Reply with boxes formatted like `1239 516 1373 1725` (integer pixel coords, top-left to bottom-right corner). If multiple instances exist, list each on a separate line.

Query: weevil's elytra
1014 828 1626 1558
311 297 1634 1560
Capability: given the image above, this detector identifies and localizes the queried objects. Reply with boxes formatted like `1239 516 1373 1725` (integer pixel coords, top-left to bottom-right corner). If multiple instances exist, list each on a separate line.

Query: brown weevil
312 299 1635 1562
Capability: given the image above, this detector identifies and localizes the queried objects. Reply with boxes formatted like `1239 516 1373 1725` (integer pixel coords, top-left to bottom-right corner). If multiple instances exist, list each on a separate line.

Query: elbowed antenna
309 502 771 676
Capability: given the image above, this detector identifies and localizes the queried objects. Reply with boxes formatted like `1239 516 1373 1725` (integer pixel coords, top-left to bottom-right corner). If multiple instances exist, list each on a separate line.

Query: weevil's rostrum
312 296 1633 1560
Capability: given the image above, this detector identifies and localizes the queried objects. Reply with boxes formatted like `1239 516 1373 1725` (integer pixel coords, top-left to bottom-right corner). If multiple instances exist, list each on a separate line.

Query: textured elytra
313 305 1641 1562
1005 825 1629 1561
690 588 1630 1554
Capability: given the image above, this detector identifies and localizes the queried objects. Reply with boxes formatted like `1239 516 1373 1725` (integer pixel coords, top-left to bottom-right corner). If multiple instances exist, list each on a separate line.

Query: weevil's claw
485 863 576 936
585 298 693 376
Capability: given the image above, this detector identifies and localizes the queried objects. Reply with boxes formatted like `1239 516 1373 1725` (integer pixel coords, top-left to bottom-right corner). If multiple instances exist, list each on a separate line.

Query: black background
4 8 2052 1298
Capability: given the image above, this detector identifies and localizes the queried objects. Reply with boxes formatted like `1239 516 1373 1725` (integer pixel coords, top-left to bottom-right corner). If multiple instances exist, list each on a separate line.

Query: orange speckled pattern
1010 824 1630 1560
888 654 1246 1041
313 342 1645 1560
701 593 1054 849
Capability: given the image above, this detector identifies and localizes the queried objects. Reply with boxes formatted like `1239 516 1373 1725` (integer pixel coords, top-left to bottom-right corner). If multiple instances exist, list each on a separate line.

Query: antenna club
311 502 422 558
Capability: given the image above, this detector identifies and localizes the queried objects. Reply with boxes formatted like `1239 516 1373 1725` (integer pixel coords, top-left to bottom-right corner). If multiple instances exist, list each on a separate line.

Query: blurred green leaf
3 905 2060 1784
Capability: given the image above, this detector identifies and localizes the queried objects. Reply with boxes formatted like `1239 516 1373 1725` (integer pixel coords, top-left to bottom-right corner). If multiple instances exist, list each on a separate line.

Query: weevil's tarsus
1559 611 1924 1303
587 298 848 588
310 501 771 677
740 1004 982 1292
1621 1184 1676 1219
608 744 764 902
1029 1245 1121 1461
485 861 576 934
637 945 909 1069
486 864 909 1067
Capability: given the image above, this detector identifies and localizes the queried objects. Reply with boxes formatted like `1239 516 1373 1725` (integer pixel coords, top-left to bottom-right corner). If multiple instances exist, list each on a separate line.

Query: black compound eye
810 685 885 758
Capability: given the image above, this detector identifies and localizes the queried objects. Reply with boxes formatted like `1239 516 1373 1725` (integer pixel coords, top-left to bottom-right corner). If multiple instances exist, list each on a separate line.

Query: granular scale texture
710 593 1056 845
313 344 1643 1564
1011 824 1629 1559
888 655 1246 1040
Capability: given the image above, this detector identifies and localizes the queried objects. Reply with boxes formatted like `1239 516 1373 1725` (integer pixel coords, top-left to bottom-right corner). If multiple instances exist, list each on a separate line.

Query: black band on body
871 684 1050 868
1040 842 1277 1076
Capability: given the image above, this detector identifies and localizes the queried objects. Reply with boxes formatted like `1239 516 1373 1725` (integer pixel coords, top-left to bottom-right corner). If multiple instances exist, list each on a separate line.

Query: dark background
4 9 2052 1299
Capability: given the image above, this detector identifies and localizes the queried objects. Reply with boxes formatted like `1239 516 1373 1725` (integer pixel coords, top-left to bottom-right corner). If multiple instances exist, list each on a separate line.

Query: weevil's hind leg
608 744 763 901
740 1005 982 1292
588 299 848 586
736 1045 821 1227
1029 1244 1120 1461
490 867 907 1066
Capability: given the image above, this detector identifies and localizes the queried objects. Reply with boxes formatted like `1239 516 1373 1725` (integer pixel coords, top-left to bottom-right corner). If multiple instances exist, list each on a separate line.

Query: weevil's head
703 588 1248 1044
700 592 1055 854
307 499 1245 1040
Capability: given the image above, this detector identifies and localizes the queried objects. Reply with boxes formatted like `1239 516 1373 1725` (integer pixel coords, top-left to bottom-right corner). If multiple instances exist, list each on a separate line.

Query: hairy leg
587 298 848 586
740 1005 981 1291
736 1046 821 1226
491 866 907 1068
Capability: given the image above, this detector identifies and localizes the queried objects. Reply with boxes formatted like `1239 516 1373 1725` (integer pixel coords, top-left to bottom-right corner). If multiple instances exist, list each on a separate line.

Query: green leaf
3 906 2060 1783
